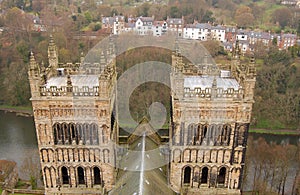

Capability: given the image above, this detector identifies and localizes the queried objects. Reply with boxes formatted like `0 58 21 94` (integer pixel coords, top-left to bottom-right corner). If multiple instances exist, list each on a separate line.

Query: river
0 110 298 190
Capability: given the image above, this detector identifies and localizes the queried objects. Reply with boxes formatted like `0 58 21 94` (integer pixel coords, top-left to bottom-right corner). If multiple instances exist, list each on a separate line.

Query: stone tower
28 36 117 194
29 35 256 195
169 47 256 194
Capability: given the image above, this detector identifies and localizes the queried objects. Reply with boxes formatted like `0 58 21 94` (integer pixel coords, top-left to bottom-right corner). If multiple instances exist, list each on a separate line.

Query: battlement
40 86 100 97
183 87 243 99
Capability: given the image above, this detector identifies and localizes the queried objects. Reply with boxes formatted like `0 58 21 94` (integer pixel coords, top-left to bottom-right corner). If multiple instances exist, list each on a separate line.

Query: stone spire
48 34 59 69
29 51 40 77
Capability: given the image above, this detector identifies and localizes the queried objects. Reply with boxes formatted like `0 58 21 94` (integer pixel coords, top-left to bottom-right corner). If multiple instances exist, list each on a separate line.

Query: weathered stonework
28 36 255 195
169 47 256 194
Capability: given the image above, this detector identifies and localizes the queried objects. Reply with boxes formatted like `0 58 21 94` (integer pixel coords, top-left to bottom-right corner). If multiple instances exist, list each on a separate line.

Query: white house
183 23 213 41
211 25 226 42
135 16 154 35
152 21 167 37
236 30 248 41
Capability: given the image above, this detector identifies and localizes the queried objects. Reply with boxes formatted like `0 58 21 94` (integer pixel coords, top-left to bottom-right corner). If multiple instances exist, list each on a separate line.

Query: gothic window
201 167 209 184
195 124 201 145
70 123 76 144
77 167 85 185
91 123 99 145
84 123 90 145
53 123 99 146
44 167 50 188
217 167 226 185
200 125 208 145
183 166 192 184
62 123 70 144
53 123 62 144
93 167 101 185
61 166 69 185
187 124 195 145
77 123 84 144
221 124 231 145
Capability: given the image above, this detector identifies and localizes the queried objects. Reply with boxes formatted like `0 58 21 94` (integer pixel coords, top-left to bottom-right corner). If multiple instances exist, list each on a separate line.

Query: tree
234 6 254 28
201 10 215 23
169 6 181 18
272 8 292 29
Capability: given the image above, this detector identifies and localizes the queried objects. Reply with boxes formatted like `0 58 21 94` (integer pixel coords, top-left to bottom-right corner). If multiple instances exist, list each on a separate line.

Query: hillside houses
101 15 297 52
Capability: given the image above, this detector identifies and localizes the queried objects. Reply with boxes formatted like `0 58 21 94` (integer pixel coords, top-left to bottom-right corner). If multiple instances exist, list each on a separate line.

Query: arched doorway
183 166 192 184
217 167 226 185
93 167 101 185
61 166 69 184
201 167 209 184
78 167 85 185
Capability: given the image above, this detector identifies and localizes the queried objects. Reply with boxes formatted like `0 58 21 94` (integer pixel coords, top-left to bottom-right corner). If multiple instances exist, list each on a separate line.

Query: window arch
93 167 101 185
217 167 226 185
77 167 85 185
183 166 192 184
201 167 209 184
91 123 99 145
61 166 69 185
62 123 70 144
70 123 76 143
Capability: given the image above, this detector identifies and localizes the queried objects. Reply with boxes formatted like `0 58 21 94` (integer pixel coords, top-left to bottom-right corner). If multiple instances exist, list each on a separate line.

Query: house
135 16 154 35
152 20 167 37
236 30 248 41
183 23 212 40
238 40 250 54
183 24 200 40
278 33 297 50
166 16 184 37
222 42 233 52
211 25 226 42
225 26 237 43
248 31 272 46
102 16 125 35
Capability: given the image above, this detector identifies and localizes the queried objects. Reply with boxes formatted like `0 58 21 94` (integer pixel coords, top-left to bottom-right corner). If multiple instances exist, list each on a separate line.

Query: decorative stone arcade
28 35 255 195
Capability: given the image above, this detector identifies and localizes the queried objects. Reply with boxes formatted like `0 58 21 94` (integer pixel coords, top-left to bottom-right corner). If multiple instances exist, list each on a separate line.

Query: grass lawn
249 128 299 135
0 105 32 112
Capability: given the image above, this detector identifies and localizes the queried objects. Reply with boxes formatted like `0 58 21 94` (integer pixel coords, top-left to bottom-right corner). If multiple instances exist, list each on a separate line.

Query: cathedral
28 35 256 195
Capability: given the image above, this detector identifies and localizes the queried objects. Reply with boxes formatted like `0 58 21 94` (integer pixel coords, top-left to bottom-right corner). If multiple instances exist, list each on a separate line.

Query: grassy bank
0 105 32 111
249 128 300 135
0 105 33 116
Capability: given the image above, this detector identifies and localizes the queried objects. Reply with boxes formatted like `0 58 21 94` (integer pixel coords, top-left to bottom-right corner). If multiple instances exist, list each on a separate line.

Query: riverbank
249 128 300 135
0 105 33 117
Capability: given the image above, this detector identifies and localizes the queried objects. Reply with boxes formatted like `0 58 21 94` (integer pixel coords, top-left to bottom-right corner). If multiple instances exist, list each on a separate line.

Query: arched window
84 123 90 145
91 123 99 145
62 123 69 144
217 167 226 185
183 166 192 184
78 167 85 185
53 123 63 144
61 166 69 185
201 167 209 184
70 123 76 143
77 123 83 144
93 167 101 185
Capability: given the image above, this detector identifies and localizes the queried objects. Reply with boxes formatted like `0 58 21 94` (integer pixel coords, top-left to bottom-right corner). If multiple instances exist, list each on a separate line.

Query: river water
0 110 299 189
